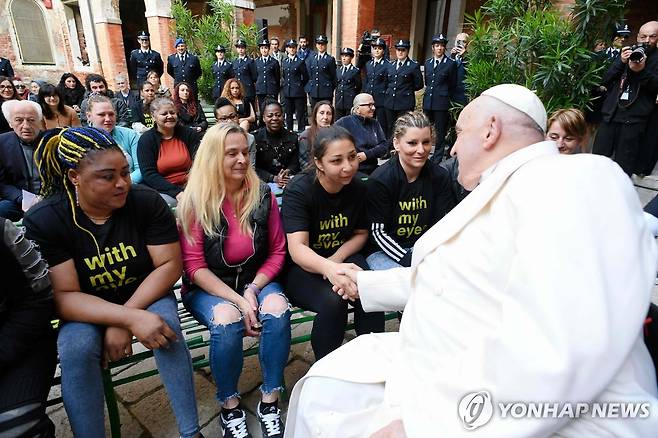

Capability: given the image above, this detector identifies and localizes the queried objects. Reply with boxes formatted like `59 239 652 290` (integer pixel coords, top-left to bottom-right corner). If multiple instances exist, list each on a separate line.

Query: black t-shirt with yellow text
24 185 178 305
281 171 368 258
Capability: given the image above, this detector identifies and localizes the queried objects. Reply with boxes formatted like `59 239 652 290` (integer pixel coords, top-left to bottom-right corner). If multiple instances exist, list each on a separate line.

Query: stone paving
46 314 400 437
46 179 658 437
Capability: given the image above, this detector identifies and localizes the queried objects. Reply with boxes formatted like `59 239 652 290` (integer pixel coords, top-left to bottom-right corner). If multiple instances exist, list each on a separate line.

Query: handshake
324 261 363 301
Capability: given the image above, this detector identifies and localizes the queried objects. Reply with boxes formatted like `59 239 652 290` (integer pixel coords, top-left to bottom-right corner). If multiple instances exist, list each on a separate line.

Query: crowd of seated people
2 64 643 438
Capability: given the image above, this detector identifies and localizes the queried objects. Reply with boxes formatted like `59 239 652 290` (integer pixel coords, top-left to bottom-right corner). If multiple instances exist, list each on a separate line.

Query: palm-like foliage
171 0 258 102
464 0 627 116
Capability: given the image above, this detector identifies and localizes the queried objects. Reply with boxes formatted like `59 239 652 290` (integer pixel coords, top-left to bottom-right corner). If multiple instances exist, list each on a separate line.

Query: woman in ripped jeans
178 123 290 438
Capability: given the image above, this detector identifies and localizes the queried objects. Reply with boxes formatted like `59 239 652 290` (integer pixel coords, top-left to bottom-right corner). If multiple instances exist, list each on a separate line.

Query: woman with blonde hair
221 78 255 131
178 123 290 438
546 108 588 154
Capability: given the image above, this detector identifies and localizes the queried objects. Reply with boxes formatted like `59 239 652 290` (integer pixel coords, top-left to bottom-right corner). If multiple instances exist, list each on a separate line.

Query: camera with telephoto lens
629 43 648 63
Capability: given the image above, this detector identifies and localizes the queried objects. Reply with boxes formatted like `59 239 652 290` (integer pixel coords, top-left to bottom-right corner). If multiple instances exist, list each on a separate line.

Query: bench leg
102 368 122 438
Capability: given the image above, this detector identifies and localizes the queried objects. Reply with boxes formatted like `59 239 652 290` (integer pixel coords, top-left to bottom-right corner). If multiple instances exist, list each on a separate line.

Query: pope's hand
370 419 406 438
332 266 361 300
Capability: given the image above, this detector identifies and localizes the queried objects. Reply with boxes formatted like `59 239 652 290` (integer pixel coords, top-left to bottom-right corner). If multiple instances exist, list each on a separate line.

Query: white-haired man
285 84 658 437
0 100 44 220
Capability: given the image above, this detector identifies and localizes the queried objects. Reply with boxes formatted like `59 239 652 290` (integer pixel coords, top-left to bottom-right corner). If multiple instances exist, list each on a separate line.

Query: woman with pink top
178 123 290 438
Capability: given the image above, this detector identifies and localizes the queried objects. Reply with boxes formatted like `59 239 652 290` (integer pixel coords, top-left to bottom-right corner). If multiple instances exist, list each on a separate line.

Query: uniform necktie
397 61 402 71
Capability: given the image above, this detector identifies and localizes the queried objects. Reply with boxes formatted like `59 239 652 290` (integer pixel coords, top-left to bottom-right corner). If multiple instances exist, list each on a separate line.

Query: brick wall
0 0 100 86
374 0 413 56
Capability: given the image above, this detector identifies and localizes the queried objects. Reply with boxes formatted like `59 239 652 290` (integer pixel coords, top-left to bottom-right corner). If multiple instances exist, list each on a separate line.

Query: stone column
144 0 175 88
89 0 126 89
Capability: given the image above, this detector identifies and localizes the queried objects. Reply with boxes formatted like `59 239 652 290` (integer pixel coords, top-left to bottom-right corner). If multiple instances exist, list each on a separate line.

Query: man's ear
482 115 501 151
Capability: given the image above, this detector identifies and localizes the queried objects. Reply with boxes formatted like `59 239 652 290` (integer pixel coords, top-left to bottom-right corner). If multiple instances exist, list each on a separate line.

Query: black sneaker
257 402 284 438
220 407 252 438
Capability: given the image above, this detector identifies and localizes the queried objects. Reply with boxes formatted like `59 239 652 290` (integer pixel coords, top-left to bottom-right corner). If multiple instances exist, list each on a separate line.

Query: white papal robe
284 141 658 437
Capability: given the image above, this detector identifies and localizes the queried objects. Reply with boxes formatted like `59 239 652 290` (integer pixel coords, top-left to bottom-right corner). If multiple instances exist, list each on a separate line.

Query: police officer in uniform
166 37 202 96
305 35 337 109
211 44 234 101
370 29 390 60
281 39 309 133
423 34 457 160
383 39 423 137
334 48 362 119
364 38 389 131
255 39 281 115
129 31 164 88
232 38 258 116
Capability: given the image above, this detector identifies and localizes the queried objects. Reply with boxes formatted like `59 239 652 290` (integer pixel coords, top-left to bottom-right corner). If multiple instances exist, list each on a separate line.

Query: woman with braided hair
23 126 203 438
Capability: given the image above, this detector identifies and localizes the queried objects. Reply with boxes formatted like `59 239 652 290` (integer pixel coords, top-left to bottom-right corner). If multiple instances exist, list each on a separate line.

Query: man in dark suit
305 35 337 109
166 37 202 96
114 73 140 109
364 37 389 129
0 57 14 78
297 36 312 61
281 39 309 132
423 34 457 160
128 30 164 88
232 38 258 115
334 48 362 119
255 39 281 114
0 100 43 221
211 44 234 101
383 39 424 137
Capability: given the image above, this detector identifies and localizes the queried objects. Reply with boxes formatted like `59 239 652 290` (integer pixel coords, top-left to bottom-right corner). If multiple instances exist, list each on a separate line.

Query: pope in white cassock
284 84 658 437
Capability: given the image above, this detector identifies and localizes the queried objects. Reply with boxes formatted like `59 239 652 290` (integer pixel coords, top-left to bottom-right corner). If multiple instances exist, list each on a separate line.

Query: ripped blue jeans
183 282 291 403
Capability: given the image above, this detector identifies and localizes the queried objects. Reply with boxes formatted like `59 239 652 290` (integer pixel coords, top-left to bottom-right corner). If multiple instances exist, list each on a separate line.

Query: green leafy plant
463 0 628 116
171 0 258 102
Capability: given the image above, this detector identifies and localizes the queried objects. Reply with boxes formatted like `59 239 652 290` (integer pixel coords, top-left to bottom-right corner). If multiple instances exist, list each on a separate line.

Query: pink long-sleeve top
180 192 286 286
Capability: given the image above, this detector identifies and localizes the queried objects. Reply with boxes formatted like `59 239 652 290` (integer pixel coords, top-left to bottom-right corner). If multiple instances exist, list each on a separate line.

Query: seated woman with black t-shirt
282 125 385 360
131 80 157 134
178 124 290 437
137 97 202 207
253 99 300 192
173 82 208 133
221 78 255 132
367 112 456 270
23 127 202 438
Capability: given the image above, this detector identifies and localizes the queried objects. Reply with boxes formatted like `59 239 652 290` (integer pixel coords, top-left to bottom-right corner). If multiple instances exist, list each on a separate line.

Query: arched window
9 0 55 64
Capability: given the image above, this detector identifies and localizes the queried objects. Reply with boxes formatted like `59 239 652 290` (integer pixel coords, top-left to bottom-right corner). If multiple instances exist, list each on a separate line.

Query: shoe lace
260 408 282 436
224 412 250 438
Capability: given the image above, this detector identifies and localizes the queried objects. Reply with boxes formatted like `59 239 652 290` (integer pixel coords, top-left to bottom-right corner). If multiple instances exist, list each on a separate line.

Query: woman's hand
323 262 362 300
73 105 81 112
331 265 361 300
238 294 260 337
127 309 177 350
103 326 133 367
274 169 290 188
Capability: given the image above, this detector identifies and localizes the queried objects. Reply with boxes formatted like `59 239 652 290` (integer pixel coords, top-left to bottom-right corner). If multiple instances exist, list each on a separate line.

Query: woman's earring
75 185 80 206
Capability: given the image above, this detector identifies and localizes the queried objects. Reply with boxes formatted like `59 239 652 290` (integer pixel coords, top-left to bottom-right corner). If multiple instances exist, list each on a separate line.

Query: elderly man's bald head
2 100 42 143
638 21 658 47
450 90 546 191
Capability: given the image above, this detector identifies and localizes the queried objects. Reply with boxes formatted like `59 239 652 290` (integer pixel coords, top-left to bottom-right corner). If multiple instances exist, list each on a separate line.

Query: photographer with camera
592 20 658 176
356 31 372 71
450 32 469 106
